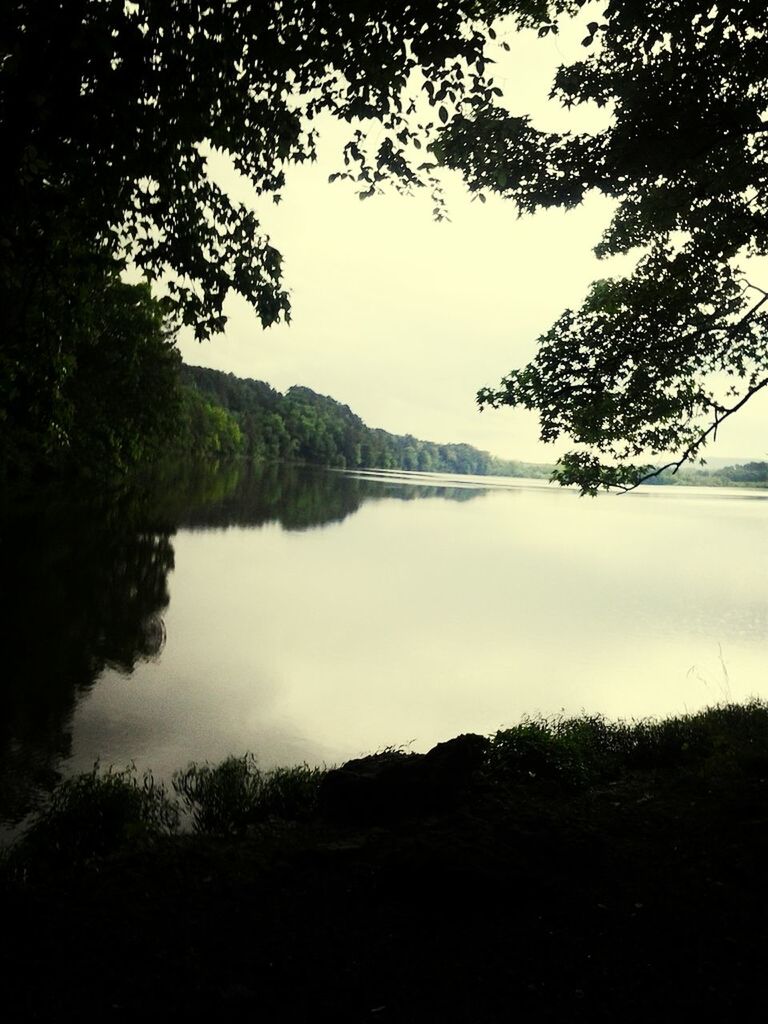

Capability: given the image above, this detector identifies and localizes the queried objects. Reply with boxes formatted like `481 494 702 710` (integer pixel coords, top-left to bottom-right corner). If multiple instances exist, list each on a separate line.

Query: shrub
488 701 768 786
6 763 179 878
173 754 325 835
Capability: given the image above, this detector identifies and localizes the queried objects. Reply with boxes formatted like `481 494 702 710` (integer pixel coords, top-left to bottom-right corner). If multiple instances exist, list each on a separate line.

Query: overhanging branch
610 288 768 492
616 372 768 492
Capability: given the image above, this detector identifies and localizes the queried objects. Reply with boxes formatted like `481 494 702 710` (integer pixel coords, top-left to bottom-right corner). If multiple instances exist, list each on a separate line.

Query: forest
175 364 553 477
177 364 768 486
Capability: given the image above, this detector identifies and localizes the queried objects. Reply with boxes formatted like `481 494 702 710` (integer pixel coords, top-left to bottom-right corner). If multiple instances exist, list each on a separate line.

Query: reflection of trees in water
0 491 175 822
0 462 488 824
178 462 489 532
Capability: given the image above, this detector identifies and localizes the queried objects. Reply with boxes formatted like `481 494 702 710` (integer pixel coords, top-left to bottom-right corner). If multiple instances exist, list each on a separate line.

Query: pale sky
177 17 768 464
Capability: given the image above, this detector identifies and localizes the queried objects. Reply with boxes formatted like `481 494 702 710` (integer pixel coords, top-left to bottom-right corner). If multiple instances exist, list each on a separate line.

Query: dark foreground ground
3 706 768 1022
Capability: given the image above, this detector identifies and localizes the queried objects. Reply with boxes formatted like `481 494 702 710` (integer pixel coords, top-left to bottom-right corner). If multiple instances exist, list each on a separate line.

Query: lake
2 462 767 825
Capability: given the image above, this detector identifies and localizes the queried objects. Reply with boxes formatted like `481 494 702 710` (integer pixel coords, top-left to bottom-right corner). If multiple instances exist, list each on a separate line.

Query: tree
432 0 768 492
0 236 181 476
2 1 502 337
0 0 508 474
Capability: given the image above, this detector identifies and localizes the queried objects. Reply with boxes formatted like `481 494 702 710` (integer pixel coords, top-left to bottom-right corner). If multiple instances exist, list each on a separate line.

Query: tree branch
615 370 768 492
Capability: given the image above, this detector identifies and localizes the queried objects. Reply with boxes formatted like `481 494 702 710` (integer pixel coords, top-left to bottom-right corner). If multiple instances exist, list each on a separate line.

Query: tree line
175 364 552 478
650 462 768 488
175 363 768 484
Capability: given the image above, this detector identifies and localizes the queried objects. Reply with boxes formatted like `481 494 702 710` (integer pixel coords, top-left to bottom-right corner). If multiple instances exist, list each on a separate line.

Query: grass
172 754 325 835
6 700 768 874
3 763 179 880
5 702 768 1020
487 699 768 786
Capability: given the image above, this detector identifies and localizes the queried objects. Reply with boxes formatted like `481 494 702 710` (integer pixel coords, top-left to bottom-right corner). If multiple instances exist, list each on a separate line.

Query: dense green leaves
0 253 181 478
173 388 244 461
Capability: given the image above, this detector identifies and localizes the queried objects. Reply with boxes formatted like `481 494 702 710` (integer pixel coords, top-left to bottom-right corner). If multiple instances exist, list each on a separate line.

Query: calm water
2 462 767 824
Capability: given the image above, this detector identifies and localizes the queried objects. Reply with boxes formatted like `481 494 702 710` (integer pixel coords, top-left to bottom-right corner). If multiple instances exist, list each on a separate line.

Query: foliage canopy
2 0 499 336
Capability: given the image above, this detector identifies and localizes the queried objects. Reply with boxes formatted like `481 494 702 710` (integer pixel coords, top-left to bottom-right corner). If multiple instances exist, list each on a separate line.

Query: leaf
438 105 448 124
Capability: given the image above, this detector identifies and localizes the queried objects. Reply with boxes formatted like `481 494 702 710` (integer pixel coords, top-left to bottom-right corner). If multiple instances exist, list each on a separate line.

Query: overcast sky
177 19 768 464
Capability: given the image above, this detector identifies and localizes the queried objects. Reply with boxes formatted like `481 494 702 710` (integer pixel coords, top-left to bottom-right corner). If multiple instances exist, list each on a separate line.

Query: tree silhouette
436 1 768 491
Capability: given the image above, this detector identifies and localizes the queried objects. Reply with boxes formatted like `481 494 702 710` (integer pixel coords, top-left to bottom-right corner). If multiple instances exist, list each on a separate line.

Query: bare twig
735 277 768 298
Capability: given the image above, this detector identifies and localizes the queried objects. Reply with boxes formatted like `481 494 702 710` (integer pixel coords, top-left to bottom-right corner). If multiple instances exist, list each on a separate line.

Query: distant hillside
688 455 761 471
176 365 552 478
651 461 768 488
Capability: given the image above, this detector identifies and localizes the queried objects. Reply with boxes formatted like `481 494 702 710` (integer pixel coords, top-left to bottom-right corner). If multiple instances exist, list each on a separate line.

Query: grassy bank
4 702 768 1020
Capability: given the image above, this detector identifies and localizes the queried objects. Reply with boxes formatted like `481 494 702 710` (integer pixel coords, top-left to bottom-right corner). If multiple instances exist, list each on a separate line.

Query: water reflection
0 463 488 822
9 462 765 829
177 462 488 531
0 490 174 821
